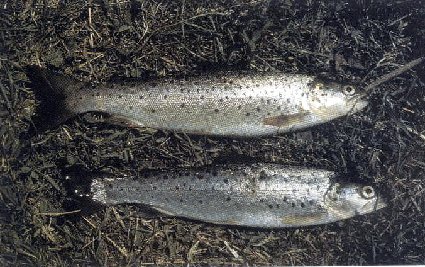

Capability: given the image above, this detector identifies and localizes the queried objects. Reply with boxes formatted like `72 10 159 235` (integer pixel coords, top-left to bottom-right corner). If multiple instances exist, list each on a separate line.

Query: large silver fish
69 164 386 228
27 66 367 137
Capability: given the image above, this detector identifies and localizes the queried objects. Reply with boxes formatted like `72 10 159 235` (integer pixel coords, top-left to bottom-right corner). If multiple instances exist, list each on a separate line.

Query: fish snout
348 94 369 113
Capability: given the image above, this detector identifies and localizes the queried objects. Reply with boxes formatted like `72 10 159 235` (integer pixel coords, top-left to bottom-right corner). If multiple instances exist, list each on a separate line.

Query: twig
37 210 81 216
364 57 425 92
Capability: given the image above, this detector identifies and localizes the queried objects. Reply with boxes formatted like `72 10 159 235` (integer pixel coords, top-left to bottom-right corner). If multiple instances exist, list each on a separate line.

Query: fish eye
343 85 356 95
360 186 375 199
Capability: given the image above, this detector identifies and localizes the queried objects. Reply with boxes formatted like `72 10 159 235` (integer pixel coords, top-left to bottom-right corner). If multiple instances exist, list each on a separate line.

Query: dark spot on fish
108 183 113 188
180 88 184 93
129 106 133 110
300 202 306 208
309 200 315 205
291 203 295 208
196 174 204 180
223 178 229 184
179 198 183 203
256 107 261 112
237 105 242 110
162 175 168 180
259 170 267 180
214 108 219 113
95 92 100 96
246 112 251 116
249 96 253 99
268 204 273 209
212 170 218 177
283 196 288 202
286 98 290 103
180 103 185 108
175 186 180 190
151 109 156 113
226 197 231 201
163 95 167 99
188 186 193 191
200 95 205 99
119 187 124 191
139 95 144 99
276 204 280 208
91 93 95 97
277 106 281 110
219 98 224 102
165 198 169 202
267 112 271 116
260 199 264 203
263 112 311 127
118 95 123 99
267 99 271 104
199 200 203 204
225 96 229 100
153 186 157 190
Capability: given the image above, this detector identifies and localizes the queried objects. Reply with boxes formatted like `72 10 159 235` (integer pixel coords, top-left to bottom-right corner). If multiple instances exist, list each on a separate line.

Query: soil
1 0 425 265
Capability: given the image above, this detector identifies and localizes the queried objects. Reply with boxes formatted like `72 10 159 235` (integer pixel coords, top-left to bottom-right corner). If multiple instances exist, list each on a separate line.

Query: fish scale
28 67 368 136
70 163 386 228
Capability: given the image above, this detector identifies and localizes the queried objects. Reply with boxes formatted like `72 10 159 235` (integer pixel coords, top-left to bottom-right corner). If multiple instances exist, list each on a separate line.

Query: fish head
307 79 368 121
324 183 386 221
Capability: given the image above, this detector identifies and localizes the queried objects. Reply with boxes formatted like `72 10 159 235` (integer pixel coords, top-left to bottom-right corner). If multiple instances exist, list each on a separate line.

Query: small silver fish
27 67 367 137
70 164 386 228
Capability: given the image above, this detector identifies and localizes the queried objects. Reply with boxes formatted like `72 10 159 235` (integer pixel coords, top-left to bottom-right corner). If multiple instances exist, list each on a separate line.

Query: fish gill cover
1 0 425 266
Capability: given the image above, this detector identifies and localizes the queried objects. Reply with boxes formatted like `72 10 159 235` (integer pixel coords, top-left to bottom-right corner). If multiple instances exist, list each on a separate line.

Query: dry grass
1 0 425 265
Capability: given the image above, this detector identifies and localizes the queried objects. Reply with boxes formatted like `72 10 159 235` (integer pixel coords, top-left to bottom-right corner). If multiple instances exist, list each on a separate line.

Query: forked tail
25 66 85 131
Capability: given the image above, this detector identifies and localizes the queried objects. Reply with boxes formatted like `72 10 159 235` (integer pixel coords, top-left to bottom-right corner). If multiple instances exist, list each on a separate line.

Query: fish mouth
359 197 387 215
374 197 387 211
348 95 368 113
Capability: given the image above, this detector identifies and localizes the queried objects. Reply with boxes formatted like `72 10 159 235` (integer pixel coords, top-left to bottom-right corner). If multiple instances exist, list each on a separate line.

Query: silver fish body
29 68 367 137
74 164 386 228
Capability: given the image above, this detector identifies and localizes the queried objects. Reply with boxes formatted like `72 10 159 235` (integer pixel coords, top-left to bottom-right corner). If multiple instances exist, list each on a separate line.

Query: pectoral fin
263 112 311 127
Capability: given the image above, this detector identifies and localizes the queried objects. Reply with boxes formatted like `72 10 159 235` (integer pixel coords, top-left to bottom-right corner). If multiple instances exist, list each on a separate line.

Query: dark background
1 0 425 265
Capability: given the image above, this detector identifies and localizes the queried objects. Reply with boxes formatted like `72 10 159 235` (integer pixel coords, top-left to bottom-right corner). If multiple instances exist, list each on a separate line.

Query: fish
68 163 386 228
26 66 368 137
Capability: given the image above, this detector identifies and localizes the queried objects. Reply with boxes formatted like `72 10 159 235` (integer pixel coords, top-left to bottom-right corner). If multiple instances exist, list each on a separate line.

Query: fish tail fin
25 65 85 131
